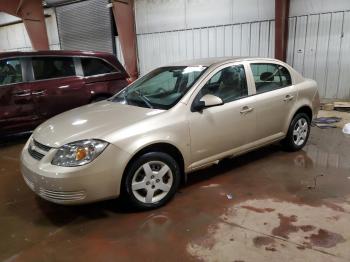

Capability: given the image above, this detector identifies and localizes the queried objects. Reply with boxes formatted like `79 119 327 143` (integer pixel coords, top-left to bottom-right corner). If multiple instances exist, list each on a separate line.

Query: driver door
188 63 256 169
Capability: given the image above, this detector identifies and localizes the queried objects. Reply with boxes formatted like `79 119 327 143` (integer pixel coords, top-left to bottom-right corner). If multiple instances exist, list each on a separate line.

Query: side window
0 59 23 85
81 58 118 77
251 63 292 94
199 65 248 103
32 57 76 80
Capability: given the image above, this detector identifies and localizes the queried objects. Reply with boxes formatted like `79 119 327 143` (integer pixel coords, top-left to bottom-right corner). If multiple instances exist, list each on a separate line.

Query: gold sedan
21 57 320 209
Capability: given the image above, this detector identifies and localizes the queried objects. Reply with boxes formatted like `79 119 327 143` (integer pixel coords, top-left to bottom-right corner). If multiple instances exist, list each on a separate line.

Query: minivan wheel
282 113 311 151
123 152 180 210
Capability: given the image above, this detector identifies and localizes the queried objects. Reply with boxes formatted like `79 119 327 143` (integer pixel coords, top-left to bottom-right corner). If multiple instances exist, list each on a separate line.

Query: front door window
198 65 248 103
0 59 22 86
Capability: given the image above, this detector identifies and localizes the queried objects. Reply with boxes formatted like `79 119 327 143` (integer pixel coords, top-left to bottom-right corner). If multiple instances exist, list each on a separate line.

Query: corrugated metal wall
115 0 350 99
131 20 275 75
56 0 114 53
287 11 350 99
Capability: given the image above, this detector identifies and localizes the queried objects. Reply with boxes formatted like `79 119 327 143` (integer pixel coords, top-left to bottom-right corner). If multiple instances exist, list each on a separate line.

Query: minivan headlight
52 139 108 167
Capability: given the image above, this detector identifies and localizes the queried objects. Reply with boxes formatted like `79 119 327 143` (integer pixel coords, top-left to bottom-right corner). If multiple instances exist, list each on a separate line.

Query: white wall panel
303 15 319 80
135 0 186 34
287 11 350 99
126 20 275 75
135 0 275 34
186 0 233 29
0 8 60 52
337 12 350 99
290 0 350 17
325 12 343 98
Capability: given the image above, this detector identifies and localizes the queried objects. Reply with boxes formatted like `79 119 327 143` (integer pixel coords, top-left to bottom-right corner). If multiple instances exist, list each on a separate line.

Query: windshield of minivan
111 66 207 110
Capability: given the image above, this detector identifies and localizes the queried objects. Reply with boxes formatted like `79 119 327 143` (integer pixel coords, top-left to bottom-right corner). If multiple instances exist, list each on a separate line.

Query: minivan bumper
20 138 130 205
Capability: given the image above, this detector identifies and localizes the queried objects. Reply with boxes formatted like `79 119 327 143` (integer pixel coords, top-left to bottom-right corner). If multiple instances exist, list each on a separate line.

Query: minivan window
0 59 22 86
81 58 118 77
251 63 292 94
32 57 76 80
198 65 248 103
111 66 207 110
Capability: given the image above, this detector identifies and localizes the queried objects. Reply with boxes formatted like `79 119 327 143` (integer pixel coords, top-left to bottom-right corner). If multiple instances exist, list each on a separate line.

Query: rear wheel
282 113 311 151
123 152 180 210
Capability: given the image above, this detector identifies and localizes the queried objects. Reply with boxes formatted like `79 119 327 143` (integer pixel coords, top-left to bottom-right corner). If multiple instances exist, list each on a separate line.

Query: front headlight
52 139 109 167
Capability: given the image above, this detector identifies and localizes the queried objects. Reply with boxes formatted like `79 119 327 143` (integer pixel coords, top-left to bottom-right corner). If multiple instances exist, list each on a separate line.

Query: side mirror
193 94 224 111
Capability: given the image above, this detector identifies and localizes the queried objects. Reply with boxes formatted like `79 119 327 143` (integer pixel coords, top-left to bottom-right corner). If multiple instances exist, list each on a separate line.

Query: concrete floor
0 125 350 262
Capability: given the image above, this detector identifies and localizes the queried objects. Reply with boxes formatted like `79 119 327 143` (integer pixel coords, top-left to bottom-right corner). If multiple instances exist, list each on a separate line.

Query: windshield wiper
127 90 154 109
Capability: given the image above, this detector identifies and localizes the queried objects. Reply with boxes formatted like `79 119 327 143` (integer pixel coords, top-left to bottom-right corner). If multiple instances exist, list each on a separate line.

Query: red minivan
0 50 129 137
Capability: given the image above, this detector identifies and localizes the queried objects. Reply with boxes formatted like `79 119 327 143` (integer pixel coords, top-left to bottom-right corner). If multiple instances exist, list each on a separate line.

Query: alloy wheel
293 118 308 146
131 161 173 204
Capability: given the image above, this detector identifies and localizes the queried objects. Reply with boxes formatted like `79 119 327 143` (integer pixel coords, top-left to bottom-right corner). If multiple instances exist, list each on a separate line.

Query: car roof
0 50 115 60
169 56 283 67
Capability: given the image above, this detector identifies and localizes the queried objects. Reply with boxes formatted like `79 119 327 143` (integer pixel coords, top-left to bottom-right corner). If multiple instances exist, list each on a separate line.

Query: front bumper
20 138 130 205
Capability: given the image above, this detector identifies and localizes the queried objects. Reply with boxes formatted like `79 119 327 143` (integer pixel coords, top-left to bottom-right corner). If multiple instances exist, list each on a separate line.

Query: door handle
283 94 294 101
32 90 46 96
13 91 31 97
240 106 254 114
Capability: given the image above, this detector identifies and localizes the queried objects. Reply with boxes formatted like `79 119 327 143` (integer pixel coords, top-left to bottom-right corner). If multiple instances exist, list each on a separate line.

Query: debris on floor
334 101 350 112
226 193 233 200
312 117 342 129
343 123 350 135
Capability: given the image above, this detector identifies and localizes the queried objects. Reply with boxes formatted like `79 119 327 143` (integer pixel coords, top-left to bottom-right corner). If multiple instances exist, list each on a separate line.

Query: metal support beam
0 0 49 50
275 0 290 61
112 0 138 81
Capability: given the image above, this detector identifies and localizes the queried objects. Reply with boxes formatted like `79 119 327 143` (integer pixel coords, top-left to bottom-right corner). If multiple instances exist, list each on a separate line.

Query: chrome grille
38 188 86 202
33 140 52 152
28 139 52 161
28 146 45 160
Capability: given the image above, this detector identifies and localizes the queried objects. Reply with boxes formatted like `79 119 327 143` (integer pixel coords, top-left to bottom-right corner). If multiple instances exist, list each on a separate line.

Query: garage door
56 0 114 53
287 11 350 99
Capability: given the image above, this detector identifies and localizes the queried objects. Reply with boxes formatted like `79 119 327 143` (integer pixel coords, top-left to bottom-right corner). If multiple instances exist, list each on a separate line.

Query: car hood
33 101 164 148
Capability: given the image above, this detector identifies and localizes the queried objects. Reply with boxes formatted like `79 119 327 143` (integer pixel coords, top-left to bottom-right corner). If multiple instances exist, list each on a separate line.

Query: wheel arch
121 142 186 189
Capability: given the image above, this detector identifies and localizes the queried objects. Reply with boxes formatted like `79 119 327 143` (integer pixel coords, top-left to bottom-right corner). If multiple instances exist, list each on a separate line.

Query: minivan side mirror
193 94 224 111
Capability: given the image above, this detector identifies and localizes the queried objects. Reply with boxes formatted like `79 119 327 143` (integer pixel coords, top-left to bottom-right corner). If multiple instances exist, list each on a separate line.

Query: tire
282 113 311 151
123 152 181 210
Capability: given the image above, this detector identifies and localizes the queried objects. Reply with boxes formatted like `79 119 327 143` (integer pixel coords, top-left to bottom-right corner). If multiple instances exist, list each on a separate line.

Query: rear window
251 63 292 94
32 57 76 80
0 59 22 86
81 57 118 77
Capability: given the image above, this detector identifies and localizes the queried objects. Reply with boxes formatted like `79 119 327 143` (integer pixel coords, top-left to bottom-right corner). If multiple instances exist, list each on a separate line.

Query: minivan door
29 56 86 119
80 57 128 98
0 58 39 136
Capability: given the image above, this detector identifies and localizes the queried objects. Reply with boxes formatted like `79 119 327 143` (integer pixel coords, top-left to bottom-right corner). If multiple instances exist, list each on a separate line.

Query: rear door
80 57 128 98
29 56 86 119
248 62 297 142
0 57 39 135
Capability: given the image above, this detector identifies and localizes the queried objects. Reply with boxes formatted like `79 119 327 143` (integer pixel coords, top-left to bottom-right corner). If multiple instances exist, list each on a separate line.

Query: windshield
111 66 207 110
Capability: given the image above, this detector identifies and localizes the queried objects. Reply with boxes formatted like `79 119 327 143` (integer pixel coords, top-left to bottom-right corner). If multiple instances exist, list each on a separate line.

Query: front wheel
123 152 181 210
282 113 311 151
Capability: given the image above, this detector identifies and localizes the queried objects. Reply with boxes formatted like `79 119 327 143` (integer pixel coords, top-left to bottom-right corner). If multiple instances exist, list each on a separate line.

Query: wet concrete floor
0 127 350 262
